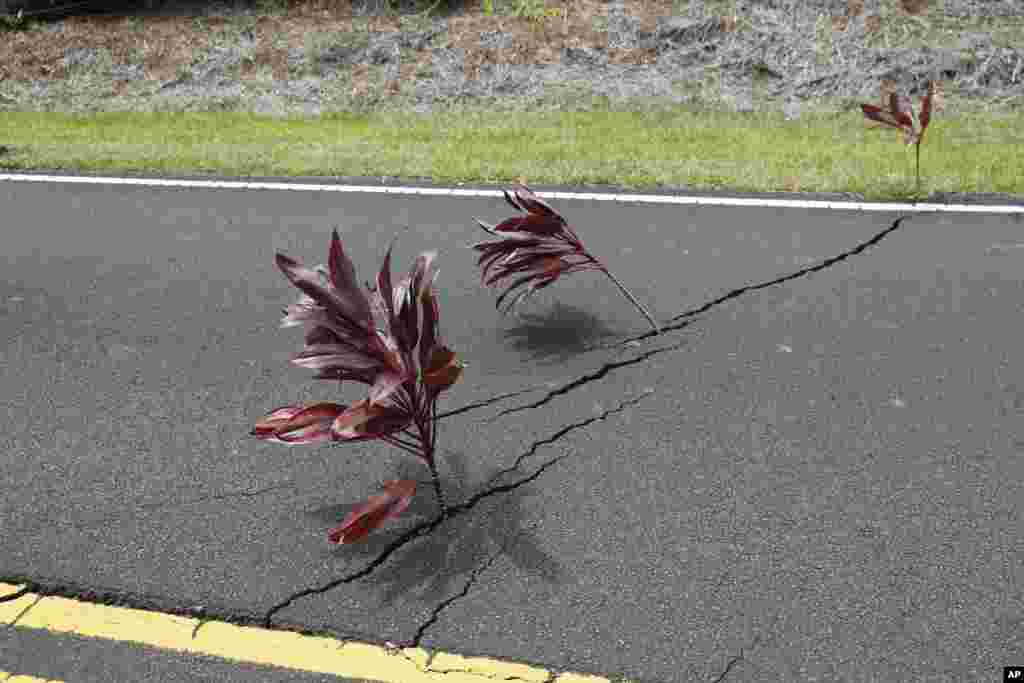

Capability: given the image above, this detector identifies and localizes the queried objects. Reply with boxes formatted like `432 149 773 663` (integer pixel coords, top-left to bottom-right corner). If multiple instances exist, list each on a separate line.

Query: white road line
1 173 1021 214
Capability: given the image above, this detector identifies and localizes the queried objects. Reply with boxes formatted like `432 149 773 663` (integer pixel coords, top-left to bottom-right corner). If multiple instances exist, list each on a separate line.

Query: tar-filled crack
490 216 910 420
262 391 651 629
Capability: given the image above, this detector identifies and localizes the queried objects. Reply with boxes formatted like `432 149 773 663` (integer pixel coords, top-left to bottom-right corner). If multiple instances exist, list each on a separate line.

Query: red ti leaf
418 286 439 374
472 186 659 331
858 82 936 193
422 345 463 393
327 229 374 330
860 103 906 130
331 399 411 441
252 402 347 445
328 479 417 544
257 230 462 537
918 87 933 138
376 243 397 329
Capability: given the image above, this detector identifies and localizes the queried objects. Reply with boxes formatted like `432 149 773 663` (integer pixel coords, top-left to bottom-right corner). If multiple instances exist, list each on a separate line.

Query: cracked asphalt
2 179 1023 682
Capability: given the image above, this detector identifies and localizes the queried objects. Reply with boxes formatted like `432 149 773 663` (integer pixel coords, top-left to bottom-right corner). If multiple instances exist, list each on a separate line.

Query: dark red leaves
493 186 567 236
472 185 660 330
860 85 933 146
270 230 459 401
860 82 936 193
328 479 417 544
331 399 411 441
472 185 605 312
252 403 347 445
422 345 463 393
257 230 463 542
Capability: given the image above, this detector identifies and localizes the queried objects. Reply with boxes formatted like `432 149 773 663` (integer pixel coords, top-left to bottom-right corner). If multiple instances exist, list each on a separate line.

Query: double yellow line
1 583 607 682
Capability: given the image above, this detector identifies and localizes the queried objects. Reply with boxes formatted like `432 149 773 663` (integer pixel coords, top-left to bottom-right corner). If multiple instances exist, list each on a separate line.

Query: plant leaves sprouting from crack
492 216 911 420
262 391 651 629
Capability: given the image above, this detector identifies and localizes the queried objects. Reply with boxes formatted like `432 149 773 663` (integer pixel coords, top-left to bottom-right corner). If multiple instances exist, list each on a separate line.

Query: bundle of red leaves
253 229 463 544
860 82 934 193
472 185 660 332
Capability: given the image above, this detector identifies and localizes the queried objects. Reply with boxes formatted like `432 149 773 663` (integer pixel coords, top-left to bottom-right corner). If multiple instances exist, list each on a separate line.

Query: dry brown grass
0 1 416 84
450 0 676 79
0 0 691 87
898 0 929 15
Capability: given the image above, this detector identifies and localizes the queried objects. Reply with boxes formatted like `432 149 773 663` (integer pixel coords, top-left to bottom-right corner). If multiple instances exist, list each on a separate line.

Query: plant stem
428 460 447 517
423 402 447 517
915 141 921 199
596 263 660 333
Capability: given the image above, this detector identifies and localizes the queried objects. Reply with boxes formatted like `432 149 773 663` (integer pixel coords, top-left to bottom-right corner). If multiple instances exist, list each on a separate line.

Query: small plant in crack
252 229 464 544
472 184 660 332
860 81 934 196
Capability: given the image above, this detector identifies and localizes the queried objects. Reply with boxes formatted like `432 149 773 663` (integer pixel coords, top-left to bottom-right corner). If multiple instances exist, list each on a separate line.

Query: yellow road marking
0 584 608 683
1 672 65 682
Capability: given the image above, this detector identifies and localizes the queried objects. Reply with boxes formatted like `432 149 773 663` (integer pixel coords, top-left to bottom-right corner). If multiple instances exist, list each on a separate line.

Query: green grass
0 108 1021 199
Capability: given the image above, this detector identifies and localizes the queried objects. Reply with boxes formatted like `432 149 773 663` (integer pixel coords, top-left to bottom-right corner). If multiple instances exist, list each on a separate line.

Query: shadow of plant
501 301 623 363
305 448 567 606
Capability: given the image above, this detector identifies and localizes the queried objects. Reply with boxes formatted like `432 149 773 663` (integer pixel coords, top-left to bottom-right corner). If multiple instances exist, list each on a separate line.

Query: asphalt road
1 179 1022 682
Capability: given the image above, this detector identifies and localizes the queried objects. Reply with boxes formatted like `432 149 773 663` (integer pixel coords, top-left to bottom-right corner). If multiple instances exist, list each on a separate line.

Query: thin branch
595 262 661 333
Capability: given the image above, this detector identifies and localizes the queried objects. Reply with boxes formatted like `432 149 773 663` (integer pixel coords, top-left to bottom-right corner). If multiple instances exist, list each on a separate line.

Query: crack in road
485 344 682 422
465 391 653 501
486 216 909 421
262 391 652 629
437 385 548 420
402 541 507 650
381 527 537 676
3 214 912 679
709 652 744 683
640 216 910 343
707 612 782 683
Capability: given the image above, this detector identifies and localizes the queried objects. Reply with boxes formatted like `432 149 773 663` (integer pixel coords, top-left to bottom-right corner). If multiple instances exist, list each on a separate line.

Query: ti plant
472 185 660 333
860 82 934 196
252 230 464 544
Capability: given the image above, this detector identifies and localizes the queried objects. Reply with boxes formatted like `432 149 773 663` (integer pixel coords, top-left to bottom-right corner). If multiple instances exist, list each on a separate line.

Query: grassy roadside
1 106 1021 199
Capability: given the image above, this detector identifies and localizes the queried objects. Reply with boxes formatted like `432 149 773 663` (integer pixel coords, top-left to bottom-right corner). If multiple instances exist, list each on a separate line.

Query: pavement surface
1 178 1022 682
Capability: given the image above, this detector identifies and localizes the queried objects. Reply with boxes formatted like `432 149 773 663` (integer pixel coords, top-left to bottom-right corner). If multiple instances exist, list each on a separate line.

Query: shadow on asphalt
500 302 624 365
303 449 568 606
